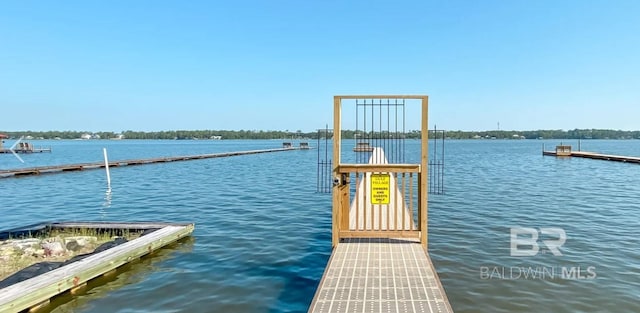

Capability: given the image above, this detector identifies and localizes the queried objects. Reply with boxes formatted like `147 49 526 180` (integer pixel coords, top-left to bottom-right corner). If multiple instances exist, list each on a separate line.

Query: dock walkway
309 238 452 313
309 147 453 313
543 150 640 164
0 147 295 178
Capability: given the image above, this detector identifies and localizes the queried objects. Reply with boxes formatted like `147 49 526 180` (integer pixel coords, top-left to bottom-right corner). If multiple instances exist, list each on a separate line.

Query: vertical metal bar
371 98 374 163
442 130 445 194
386 99 389 162
325 125 328 171
429 160 434 192
402 99 406 163
434 125 437 165
363 99 367 164
394 99 398 164
325 126 329 193
379 98 382 163
356 99 359 163
327 160 331 193
317 130 320 192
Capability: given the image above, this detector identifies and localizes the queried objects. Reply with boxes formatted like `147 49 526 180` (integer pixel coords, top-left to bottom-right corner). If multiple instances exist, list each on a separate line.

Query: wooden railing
333 164 424 243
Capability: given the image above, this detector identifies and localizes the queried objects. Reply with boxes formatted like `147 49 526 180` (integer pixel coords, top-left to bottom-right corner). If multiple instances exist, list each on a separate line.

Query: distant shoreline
1 129 639 141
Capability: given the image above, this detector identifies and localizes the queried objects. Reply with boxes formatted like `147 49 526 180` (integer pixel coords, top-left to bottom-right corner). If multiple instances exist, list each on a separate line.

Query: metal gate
330 95 429 248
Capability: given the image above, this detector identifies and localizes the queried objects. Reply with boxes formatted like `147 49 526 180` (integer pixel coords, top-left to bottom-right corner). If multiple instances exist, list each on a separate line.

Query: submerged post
103 148 111 191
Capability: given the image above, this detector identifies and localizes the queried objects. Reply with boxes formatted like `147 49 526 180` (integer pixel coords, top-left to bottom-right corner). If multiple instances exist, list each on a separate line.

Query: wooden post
332 96 342 247
339 182 350 231
339 171 350 232
420 96 429 249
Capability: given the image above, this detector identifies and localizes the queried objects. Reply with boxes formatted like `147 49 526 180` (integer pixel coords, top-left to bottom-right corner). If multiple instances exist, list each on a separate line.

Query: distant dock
543 145 640 164
0 141 51 154
0 147 296 178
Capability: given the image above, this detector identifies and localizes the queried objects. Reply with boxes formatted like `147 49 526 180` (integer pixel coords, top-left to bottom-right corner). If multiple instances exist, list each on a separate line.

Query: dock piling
103 148 112 191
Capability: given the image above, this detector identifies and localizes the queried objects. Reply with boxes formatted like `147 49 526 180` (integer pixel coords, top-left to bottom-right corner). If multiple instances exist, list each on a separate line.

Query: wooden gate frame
332 95 429 249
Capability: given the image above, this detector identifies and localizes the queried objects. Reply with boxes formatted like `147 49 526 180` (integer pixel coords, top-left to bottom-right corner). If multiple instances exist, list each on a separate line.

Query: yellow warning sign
370 173 390 205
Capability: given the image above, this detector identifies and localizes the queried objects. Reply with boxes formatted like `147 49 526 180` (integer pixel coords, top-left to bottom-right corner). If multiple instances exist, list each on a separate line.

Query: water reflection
100 188 112 219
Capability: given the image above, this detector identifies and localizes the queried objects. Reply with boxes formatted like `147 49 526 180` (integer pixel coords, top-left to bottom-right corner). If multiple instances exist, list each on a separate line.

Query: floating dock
353 141 374 152
543 145 640 164
0 221 194 312
0 147 296 178
0 141 51 154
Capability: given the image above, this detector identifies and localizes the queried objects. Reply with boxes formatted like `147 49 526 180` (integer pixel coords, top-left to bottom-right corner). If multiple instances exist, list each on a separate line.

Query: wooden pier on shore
543 145 640 164
0 147 295 178
309 96 453 313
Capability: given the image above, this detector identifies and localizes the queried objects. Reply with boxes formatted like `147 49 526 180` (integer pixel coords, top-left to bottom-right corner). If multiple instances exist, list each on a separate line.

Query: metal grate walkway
309 238 453 313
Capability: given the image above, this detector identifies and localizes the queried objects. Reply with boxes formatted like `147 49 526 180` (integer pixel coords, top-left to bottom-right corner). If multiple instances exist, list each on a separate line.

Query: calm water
1 139 639 313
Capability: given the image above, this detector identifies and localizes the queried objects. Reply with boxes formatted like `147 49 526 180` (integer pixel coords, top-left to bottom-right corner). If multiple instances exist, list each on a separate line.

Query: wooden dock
0 147 295 178
310 95 453 312
309 148 453 313
0 221 194 313
543 150 640 164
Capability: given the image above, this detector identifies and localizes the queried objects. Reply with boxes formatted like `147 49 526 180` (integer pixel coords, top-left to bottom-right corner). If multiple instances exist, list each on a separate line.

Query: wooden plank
335 95 428 99
0 224 194 312
50 221 193 230
339 230 421 238
337 163 421 173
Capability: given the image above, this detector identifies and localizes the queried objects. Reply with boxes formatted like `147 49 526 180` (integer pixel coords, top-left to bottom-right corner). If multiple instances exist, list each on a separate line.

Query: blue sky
1 1 638 132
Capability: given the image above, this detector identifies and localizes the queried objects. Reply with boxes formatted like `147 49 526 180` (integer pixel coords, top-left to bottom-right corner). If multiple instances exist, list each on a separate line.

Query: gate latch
333 173 349 187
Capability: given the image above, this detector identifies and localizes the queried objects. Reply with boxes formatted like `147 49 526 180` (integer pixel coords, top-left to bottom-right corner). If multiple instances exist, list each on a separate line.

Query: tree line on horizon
1 129 639 140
